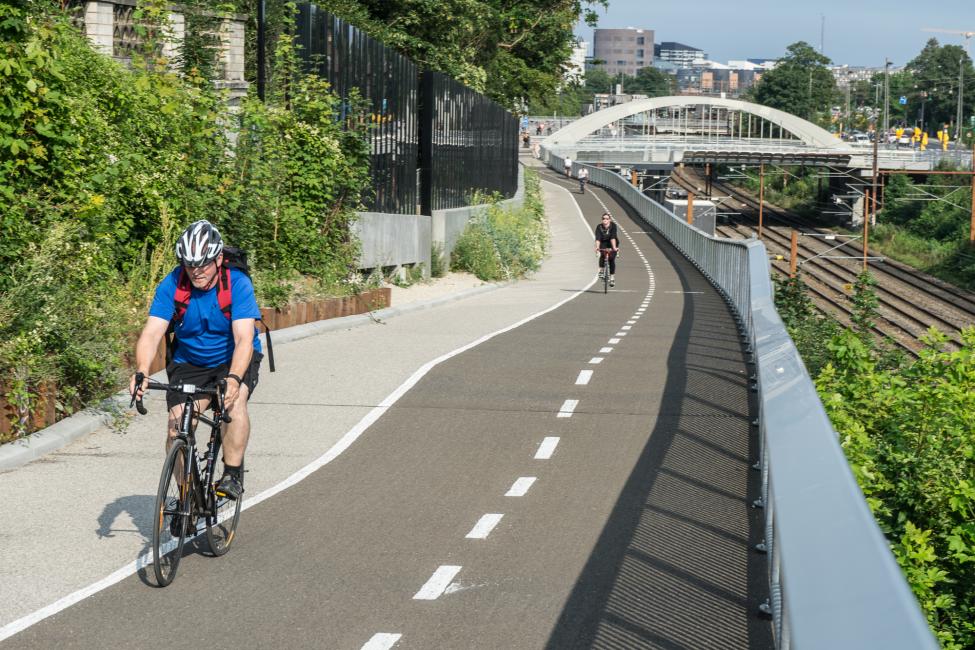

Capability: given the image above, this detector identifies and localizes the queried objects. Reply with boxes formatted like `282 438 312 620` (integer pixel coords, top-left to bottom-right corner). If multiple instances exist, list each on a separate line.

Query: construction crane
921 27 974 55
921 28 974 141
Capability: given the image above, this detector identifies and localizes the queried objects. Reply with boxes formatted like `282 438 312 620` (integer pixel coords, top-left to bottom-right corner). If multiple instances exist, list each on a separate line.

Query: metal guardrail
541 147 938 649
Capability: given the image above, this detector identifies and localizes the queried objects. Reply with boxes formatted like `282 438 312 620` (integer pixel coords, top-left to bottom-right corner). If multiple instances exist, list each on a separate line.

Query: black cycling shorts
165 352 262 410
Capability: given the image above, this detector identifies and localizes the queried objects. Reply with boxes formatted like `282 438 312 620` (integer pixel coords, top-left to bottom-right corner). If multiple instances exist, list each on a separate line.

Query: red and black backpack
165 247 275 371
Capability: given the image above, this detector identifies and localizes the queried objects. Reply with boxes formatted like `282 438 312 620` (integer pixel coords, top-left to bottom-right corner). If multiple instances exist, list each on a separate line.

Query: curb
0 281 504 471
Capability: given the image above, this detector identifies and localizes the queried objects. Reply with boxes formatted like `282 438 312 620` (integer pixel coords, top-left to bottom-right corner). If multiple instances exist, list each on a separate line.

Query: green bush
451 169 547 281
817 329 975 649
0 4 371 440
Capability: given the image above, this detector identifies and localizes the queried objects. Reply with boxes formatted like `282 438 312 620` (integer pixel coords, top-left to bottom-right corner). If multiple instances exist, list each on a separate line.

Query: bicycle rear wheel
152 439 190 587
205 456 241 556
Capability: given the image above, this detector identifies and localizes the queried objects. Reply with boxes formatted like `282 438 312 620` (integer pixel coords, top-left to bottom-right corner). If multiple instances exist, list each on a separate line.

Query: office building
654 42 707 68
593 27 654 76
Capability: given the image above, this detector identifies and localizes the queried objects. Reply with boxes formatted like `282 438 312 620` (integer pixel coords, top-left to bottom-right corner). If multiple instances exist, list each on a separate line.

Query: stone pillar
161 11 185 64
219 17 246 82
83 1 114 56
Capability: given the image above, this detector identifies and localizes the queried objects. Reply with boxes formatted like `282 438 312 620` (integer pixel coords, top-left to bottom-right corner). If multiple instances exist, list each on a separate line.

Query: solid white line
0 181 602 643
665 291 704 294
608 338 621 344
589 357 603 364
506 476 537 497
362 633 402 649
466 513 504 539
600 347 613 353
535 436 560 459
557 399 578 417
414 565 463 600
575 370 593 385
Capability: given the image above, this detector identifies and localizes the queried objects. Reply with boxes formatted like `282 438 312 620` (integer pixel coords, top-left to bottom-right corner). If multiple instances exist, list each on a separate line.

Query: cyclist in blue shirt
130 220 262 500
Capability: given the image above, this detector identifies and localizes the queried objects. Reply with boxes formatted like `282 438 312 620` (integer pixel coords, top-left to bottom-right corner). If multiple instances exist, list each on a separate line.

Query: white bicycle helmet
175 220 224 267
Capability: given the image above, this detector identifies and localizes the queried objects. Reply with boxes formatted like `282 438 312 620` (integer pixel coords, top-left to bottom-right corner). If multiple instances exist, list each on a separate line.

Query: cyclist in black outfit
594 212 619 287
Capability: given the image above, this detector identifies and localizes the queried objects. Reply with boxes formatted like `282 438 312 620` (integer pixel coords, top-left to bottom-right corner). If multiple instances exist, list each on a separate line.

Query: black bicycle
131 373 242 587
578 176 587 194
599 248 614 293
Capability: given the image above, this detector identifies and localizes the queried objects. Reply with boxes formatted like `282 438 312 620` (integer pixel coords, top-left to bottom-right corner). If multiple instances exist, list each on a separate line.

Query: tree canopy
286 0 608 110
747 41 836 124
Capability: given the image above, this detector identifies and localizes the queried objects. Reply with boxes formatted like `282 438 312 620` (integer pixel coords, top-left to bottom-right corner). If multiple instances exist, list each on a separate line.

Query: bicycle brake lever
132 372 148 414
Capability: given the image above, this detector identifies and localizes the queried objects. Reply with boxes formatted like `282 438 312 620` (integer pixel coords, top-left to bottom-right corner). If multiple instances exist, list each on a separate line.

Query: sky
575 0 975 67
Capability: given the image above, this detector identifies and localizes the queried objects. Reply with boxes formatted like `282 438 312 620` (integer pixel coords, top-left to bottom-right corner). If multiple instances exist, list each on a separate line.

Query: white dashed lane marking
557 399 578 417
414 566 462 600
505 477 537 497
609 338 621 344
466 514 504 539
600 347 613 353
361 633 402 649
575 370 593 385
589 357 603 364
535 437 560 459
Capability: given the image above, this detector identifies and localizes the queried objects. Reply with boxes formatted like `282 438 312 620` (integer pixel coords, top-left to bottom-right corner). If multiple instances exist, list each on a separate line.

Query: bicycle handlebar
131 372 231 422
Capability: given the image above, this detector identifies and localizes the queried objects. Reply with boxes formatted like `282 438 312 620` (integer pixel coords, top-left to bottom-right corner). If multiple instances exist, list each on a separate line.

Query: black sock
224 463 242 481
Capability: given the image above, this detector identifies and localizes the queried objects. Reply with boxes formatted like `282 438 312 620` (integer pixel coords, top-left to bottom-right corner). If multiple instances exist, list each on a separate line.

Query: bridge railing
541 148 937 650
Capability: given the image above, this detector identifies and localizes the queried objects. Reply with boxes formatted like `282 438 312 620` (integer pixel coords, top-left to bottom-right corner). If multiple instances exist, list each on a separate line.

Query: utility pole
883 59 892 137
957 56 964 143
758 163 765 240
820 14 825 54
970 144 975 243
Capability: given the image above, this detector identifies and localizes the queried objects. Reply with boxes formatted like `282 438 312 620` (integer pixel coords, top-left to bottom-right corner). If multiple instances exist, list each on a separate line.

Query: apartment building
592 27 654 76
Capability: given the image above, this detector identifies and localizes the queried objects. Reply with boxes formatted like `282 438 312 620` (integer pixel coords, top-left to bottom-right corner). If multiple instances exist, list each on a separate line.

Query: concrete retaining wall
353 213 432 275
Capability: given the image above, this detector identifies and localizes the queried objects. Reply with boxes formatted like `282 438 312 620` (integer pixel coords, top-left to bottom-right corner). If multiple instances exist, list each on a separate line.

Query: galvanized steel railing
542 148 938 650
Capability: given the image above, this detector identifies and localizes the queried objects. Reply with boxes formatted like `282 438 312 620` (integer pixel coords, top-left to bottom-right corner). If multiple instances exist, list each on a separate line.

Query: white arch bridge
542 96 965 172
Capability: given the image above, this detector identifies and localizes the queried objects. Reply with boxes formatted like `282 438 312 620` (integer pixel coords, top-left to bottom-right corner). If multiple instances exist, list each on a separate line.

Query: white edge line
0 180 598 643
362 633 403 650
535 436 560 459
414 565 463 600
466 513 504 539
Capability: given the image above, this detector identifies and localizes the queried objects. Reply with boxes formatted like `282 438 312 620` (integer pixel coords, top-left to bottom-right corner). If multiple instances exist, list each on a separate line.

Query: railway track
670 168 975 354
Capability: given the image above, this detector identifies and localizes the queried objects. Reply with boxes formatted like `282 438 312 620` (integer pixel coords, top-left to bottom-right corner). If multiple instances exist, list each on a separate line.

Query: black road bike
132 373 242 587
599 248 615 294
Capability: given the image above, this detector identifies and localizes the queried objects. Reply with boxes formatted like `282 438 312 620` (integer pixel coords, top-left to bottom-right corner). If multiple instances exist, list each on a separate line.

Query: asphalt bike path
0 177 591 640
3 170 771 648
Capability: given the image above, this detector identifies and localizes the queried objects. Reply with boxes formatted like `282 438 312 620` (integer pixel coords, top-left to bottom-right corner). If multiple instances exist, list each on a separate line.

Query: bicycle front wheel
152 439 190 587
205 458 241 556
603 264 609 293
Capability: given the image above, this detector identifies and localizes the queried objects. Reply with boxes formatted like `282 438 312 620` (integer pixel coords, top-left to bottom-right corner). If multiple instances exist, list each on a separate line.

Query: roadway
1 167 771 649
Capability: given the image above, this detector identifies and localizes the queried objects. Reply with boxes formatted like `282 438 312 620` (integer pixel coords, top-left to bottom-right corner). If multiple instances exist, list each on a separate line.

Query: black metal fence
295 4 518 215
419 70 519 213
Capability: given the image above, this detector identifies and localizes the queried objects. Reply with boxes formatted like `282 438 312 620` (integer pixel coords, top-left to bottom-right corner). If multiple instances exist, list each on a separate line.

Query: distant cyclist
563 156 572 177
577 166 589 194
594 212 619 287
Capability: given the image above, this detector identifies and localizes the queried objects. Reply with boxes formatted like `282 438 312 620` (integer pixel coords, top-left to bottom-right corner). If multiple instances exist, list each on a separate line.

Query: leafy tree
241 0 608 111
906 39 975 134
623 66 674 97
747 41 836 124
584 68 612 94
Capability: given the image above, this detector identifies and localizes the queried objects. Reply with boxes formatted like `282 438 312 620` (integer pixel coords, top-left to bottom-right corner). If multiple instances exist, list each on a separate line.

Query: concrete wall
353 213 432 275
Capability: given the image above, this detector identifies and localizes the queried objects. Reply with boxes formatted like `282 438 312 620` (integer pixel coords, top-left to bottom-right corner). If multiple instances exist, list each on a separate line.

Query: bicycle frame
175 394 224 531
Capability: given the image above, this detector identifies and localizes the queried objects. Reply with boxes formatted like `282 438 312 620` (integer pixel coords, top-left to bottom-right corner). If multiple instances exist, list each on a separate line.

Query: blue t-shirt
149 267 263 367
